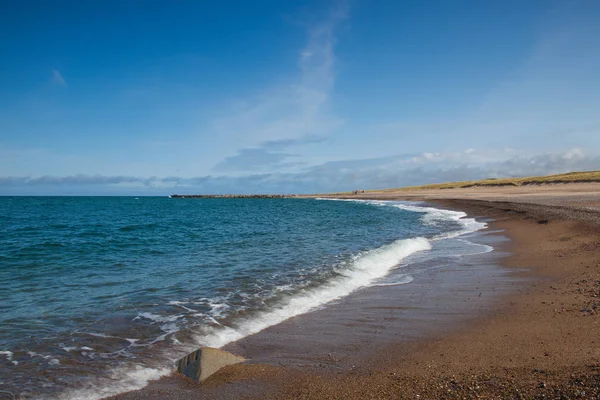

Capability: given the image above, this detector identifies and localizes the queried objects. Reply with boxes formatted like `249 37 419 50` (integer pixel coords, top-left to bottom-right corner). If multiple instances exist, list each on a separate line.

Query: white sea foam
390 202 487 239
135 312 184 337
190 297 231 318
167 300 198 313
195 236 431 348
86 332 123 339
317 199 494 281
317 198 487 239
27 351 60 366
371 275 414 287
60 344 95 353
58 365 171 400
135 312 183 323
322 199 490 247
0 350 14 358
455 238 494 255
0 350 17 365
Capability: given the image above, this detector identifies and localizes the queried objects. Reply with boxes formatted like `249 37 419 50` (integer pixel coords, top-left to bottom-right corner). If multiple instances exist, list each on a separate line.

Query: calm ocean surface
0 197 489 399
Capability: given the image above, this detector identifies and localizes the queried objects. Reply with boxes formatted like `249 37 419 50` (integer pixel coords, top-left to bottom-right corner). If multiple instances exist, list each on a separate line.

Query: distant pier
169 194 296 199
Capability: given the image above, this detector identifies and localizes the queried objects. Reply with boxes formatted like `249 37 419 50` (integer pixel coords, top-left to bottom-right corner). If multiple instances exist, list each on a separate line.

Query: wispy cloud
211 5 347 172
51 69 66 86
0 175 155 187
213 135 326 172
213 148 299 172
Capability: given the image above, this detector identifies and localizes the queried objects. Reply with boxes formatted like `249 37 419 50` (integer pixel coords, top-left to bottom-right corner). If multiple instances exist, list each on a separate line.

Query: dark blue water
0 197 485 399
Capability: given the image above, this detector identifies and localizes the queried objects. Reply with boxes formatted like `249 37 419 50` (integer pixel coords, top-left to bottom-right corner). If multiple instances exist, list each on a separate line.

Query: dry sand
110 183 600 399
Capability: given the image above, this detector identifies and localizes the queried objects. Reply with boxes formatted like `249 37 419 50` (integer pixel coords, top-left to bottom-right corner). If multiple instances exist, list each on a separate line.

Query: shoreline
108 193 600 399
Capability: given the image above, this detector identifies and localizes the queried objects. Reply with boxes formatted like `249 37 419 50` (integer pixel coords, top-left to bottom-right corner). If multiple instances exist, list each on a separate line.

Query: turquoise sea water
0 197 488 399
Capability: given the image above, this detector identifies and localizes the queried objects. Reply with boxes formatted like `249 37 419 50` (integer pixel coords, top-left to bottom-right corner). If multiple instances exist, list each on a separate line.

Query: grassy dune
375 170 600 192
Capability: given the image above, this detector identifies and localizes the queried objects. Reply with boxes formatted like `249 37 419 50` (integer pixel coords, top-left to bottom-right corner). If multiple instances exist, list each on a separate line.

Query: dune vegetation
376 170 600 191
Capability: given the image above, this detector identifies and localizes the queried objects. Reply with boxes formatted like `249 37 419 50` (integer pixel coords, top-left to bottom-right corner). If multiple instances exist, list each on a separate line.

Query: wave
196 236 431 348
371 274 414 286
346 199 494 258
389 202 486 239
0 350 18 365
59 365 171 400
317 198 488 240
27 351 60 366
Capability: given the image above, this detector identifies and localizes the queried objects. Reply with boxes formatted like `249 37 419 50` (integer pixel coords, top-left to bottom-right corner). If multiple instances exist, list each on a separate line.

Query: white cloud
300 51 313 60
213 5 346 157
51 69 66 86
562 148 585 160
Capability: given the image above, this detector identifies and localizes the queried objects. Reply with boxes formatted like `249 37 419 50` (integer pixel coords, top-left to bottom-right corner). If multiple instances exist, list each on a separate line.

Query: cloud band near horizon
2 148 598 195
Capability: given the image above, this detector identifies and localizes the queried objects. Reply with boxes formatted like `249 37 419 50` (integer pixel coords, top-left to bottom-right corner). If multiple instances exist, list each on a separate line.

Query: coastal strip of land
111 182 600 399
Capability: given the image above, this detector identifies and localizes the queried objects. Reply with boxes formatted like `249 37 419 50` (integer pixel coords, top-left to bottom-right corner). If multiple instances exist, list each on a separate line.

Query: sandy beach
110 183 600 399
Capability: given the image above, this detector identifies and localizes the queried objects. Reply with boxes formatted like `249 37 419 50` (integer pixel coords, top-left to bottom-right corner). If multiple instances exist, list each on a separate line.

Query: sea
0 196 492 399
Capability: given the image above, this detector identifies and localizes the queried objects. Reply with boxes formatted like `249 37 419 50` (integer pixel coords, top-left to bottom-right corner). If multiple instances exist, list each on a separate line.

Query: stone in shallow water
176 347 246 382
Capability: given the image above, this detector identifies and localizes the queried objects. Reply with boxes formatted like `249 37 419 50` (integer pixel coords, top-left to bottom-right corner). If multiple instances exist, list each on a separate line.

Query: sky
1 0 599 195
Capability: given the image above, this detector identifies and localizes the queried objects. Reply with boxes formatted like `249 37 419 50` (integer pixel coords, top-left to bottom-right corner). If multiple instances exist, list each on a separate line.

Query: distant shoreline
168 172 600 200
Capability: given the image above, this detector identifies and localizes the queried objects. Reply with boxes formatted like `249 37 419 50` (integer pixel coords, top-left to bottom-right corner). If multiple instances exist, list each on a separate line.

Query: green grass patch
372 170 600 191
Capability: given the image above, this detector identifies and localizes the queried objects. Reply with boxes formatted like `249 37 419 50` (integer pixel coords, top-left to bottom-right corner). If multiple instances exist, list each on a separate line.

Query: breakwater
169 194 295 198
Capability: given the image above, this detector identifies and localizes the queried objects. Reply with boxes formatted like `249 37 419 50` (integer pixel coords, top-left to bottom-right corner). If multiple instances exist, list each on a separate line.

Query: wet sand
109 184 600 399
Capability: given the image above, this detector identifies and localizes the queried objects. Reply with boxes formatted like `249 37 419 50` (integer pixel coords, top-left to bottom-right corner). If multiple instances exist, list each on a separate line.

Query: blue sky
1 0 599 195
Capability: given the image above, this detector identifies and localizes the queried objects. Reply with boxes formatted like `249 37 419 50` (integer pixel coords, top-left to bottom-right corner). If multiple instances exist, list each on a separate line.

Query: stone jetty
170 194 295 198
